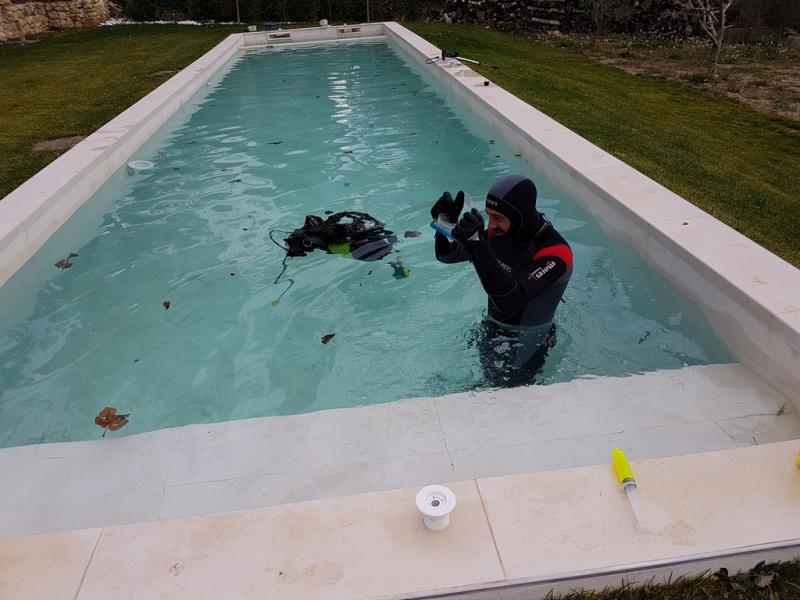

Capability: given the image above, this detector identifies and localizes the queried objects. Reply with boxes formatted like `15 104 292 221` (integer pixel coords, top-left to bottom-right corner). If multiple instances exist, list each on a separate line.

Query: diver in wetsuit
432 174 573 385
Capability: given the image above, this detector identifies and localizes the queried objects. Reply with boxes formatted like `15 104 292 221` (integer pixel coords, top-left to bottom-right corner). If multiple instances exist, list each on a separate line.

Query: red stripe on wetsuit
533 244 573 269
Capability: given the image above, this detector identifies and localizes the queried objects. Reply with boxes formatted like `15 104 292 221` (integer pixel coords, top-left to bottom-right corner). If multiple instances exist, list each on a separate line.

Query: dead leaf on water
94 407 130 436
321 334 336 344
271 299 280 307
163 300 171 310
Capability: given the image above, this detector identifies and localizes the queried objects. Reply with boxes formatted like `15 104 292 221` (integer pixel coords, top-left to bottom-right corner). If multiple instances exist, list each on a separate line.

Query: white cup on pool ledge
416 485 456 531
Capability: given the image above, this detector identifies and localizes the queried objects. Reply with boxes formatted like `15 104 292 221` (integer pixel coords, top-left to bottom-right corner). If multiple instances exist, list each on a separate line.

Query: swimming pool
0 39 733 447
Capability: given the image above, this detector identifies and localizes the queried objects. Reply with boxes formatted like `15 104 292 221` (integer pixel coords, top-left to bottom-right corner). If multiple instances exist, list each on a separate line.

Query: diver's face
486 208 510 239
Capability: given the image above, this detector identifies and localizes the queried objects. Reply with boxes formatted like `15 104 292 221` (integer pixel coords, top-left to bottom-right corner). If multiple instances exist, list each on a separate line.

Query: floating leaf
229 178 242 183
94 406 130 436
638 330 651 344
268 140 284 145
163 300 171 310
321 333 336 344
271 299 280 307
54 258 73 270
68 252 79 258
404 231 422 238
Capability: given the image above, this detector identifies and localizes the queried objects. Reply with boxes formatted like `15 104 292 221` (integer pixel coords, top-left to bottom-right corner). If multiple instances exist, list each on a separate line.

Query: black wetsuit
434 219 572 328
432 175 573 386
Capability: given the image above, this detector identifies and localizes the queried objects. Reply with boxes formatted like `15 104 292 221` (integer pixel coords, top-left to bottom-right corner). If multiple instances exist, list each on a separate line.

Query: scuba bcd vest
284 211 397 262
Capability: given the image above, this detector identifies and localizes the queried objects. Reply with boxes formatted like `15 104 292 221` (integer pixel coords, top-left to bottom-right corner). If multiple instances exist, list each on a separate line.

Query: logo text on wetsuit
496 259 512 274
528 260 556 281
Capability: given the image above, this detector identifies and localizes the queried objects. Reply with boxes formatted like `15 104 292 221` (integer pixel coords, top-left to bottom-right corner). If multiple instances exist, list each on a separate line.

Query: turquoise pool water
0 40 732 447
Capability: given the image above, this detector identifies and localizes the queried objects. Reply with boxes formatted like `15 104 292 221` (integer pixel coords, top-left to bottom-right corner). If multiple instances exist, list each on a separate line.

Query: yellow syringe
612 447 649 532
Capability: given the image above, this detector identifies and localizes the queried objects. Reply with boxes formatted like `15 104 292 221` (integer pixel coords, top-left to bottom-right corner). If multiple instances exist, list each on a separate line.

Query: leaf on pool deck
94 406 130 436
321 333 336 344
163 300 171 310
404 231 422 238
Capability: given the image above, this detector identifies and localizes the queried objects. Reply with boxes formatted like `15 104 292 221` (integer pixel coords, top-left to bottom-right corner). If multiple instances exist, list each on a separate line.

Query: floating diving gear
283 211 397 262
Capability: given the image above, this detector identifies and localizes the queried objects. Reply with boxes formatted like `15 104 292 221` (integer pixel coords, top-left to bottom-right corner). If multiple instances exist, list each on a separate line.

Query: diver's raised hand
431 190 465 223
452 208 485 245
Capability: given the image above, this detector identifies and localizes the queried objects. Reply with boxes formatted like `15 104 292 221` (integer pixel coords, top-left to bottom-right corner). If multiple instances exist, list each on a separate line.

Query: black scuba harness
283 211 392 257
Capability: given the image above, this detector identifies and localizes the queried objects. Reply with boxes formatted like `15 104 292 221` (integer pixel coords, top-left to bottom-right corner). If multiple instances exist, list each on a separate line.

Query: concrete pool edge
2 440 799 599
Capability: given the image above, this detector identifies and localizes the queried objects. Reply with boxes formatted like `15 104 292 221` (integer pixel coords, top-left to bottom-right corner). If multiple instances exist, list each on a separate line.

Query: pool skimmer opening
416 485 456 531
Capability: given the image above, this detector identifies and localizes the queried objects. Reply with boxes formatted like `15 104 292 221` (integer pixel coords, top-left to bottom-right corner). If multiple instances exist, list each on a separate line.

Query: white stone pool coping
2 440 800 599
2 21 800 597
2 363 797 540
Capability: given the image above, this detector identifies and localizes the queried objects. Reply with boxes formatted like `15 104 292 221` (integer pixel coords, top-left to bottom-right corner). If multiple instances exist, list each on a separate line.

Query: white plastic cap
416 485 456 531
126 160 154 176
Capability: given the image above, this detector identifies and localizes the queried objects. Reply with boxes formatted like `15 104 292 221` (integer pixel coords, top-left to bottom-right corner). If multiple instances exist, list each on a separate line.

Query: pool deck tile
0 428 181 508
76 481 503 600
0 528 100 600
448 420 735 481
478 441 800 581
0 488 166 540
159 451 456 521
718 412 800 447
167 400 445 485
434 370 709 454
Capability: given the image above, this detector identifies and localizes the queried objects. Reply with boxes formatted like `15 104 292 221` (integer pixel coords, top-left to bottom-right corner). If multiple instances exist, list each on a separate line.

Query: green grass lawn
0 25 243 199
548 560 800 599
408 24 800 268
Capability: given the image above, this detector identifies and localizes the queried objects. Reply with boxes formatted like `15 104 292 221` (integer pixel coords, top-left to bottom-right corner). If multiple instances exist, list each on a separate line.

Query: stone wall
0 0 110 42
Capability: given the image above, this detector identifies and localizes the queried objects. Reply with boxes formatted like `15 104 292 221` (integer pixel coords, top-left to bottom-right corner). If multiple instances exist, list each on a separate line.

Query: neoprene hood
485 174 543 240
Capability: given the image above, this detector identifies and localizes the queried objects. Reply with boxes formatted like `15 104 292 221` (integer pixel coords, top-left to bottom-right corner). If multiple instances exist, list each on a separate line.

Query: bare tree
681 0 735 75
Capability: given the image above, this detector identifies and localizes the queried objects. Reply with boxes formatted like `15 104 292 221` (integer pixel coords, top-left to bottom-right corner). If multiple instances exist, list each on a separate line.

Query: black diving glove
452 208 485 246
431 190 465 224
